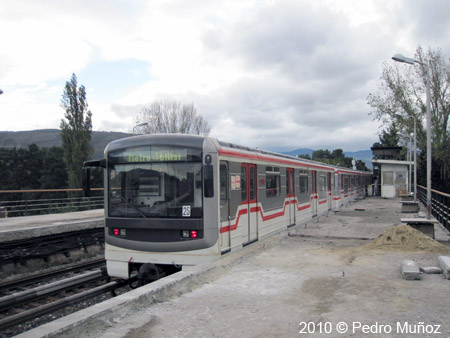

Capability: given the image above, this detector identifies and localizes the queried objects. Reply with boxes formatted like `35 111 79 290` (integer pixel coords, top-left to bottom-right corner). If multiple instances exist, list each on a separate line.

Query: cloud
0 0 447 153
404 0 450 50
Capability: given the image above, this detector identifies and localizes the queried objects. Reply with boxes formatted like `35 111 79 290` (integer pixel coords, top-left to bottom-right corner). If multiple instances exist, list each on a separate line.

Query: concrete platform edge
16 235 280 338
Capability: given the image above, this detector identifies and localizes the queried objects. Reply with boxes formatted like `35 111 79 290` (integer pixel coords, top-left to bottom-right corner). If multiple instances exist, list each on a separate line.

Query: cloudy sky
1 0 449 152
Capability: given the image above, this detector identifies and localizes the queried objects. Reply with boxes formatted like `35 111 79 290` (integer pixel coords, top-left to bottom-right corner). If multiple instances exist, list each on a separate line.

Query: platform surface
19 198 450 338
0 209 104 242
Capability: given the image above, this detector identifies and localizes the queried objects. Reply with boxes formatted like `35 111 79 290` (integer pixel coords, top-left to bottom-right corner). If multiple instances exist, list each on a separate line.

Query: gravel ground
26 198 450 338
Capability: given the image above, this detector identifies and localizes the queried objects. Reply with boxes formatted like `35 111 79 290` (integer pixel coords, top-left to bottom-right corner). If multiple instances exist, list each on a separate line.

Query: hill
282 148 314 157
0 131 374 169
0 129 131 159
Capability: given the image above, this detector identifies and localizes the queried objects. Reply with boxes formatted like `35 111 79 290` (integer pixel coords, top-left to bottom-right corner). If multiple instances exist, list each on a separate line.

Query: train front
103 134 220 282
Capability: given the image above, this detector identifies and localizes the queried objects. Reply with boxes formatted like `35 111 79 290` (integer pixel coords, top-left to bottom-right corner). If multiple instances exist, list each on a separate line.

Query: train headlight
113 228 126 236
181 230 198 239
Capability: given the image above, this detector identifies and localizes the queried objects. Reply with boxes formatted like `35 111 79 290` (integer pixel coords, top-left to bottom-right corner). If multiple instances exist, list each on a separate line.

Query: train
83 134 372 284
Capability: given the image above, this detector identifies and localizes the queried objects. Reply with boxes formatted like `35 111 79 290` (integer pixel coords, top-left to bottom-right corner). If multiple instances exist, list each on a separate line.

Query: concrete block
438 256 450 279
401 260 422 280
401 194 414 201
400 218 437 239
419 266 442 274
409 223 435 239
401 201 419 213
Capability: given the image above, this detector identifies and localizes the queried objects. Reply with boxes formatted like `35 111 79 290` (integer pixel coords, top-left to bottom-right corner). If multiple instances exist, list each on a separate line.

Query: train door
286 168 296 226
241 163 258 245
327 172 332 210
311 170 318 216
219 161 231 253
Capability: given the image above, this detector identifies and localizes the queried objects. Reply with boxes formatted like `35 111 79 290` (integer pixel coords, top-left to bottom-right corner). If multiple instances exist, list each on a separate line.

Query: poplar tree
60 73 93 188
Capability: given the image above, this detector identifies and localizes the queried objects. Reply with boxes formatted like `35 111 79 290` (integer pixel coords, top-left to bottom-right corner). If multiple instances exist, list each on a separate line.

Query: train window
250 166 256 200
138 172 161 196
241 166 247 201
319 175 326 192
298 170 309 203
318 174 326 199
286 169 289 195
220 163 228 205
299 170 308 193
108 162 203 218
266 166 280 198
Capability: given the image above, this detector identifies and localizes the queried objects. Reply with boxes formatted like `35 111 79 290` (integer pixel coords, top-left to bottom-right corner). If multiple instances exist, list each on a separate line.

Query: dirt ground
71 198 450 338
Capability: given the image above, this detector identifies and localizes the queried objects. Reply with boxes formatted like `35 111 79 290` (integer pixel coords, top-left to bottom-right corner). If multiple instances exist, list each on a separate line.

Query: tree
304 148 368 170
298 154 311 160
60 73 93 188
40 146 68 189
355 160 369 171
378 120 401 147
135 99 211 136
367 46 450 192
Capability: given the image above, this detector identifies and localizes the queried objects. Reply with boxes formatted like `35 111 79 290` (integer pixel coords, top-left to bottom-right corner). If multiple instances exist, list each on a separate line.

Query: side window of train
266 166 280 198
319 174 326 192
298 170 309 203
241 166 247 201
250 166 256 200
299 170 308 193
220 162 228 205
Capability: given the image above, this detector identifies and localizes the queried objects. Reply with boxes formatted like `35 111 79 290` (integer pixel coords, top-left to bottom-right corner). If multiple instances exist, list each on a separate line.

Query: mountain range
0 129 131 159
0 130 373 168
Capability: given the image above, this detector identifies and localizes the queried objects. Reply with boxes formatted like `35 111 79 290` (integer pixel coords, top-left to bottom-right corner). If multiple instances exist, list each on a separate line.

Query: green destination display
110 147 188 163
128 149 187 162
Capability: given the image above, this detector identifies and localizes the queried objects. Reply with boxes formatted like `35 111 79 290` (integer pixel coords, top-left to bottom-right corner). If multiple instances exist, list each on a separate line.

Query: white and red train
84 134 372 283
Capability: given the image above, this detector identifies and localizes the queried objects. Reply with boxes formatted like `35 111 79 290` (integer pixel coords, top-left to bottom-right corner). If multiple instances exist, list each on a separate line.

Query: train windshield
108 146 203 218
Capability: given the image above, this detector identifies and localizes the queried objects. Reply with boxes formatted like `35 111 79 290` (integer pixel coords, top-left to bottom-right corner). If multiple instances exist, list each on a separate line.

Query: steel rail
0 269 106 311
0 258 105 293
0 279 130 331
0 228 104 263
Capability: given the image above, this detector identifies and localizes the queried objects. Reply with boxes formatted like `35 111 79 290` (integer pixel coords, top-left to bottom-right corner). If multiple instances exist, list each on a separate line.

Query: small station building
371 145 413 198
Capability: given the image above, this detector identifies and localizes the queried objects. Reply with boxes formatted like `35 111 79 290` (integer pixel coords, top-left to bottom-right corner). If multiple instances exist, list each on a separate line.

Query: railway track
0 258 106 294
0 258 133 336
0 228 105 268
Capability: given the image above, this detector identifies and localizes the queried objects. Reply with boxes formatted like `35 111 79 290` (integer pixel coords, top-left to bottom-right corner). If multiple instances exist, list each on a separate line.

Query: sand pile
364 225 450 252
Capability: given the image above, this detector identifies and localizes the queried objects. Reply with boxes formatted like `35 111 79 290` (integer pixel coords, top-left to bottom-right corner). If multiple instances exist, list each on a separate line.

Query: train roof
106 133 371 175
217 140 371 175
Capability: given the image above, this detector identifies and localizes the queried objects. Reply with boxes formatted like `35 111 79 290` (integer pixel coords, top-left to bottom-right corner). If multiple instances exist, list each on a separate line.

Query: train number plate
182 206 191 217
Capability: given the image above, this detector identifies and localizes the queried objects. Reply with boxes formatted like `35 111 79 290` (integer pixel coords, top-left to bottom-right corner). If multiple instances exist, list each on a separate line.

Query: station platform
0 209 104 242
19 198 450 338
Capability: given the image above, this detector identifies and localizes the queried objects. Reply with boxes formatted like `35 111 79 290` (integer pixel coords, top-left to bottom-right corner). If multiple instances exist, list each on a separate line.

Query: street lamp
395 113 417 203
392 53 431 219
133 122 149 135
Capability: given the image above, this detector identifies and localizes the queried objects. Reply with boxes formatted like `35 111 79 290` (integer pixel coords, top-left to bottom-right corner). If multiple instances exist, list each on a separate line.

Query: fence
0 188 104 217
417 185 450 231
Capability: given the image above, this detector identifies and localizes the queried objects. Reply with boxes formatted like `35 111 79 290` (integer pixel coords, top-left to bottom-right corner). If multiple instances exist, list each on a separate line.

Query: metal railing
0 188 104 217
417 185 450 231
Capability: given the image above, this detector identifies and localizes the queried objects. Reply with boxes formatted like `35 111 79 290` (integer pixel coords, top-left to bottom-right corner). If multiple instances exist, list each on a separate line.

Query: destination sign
128 149 187 163
109 147 189 163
